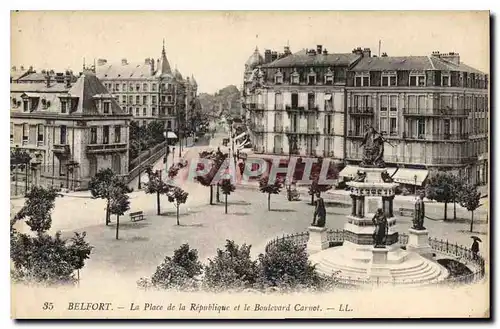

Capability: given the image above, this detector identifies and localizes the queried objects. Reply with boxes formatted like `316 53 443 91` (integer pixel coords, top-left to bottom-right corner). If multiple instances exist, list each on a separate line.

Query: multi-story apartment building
10 69 132 190
96 42 198 133
344 50 488 186
242 45 362 171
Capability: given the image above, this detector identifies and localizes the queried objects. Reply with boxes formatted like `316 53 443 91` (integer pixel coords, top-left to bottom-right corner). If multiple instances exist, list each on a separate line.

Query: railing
403 108 469 117
374 155 476 165
129 141 167 170
264 230 486 287
86 143 127 154
349 107 374 115
127 141 168 183
274 126 284 133
273 147 284 154
275 104 284 111
52 144 70 154
324 128 334 135
285 105 305 112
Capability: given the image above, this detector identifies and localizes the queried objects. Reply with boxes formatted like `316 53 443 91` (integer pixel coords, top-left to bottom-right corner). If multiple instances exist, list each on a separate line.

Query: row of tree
137 239 335 293
425 171 482 232
129 120 167 160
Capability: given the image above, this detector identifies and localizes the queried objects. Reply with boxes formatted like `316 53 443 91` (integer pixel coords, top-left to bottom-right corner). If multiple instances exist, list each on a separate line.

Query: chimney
284 46 291 55
145 58 151 65
65 71 71 88
323 48 328 55
150 58 155 75
431 51 440 58
97 58 107 66
264 49 272 63
317 45 323 54
11 66 16 71
440 52 460 65
362 48 371 58
121 58 128 66
381 52 388 57
352 47 363 56
271 51 278 62
20 65 25 71
45 72 51 88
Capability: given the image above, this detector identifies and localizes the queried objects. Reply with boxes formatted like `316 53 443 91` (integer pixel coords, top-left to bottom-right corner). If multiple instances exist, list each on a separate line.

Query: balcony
403 108 468 117
86 143 127 154
323 128 334 135
285 105 305 113
323 150 334 157
347 130 364 138
307 105 319 111
363 154 477 165
53 144 70 155
160 100 175 106
348 107 374 115
273 146 284 154
274 104 284 111
402 132 469 142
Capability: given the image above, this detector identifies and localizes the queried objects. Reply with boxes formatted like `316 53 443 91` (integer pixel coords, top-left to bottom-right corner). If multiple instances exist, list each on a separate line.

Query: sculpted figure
372 208 388 247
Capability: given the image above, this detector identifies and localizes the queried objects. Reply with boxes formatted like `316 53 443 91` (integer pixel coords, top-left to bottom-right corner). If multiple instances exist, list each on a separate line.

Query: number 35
42 302 54 310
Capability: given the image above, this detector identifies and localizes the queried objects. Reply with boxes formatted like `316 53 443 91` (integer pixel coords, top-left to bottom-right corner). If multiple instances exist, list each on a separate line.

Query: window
325 74 333 85
103 102 110 114
167 96 172 103
122 83 126 91
291 74 299 85
136 84 140 91
143 120 147 126
129 95 133 104
390 96 397 112
380 95 388 112
135 108 140 116
308 75 316 85
116 84 120 92
362 76 369 87
275 75 283 84
129 83 134 92
112 154 121 174
122 95 126 104
152 83 157 91
136 95 140 104
22 124 29 144
418 95 426 110
409 76 417 86
152 107 156 116
390 118 397 135
410 75 425 86
10 123 13 142
442 75 450 87
143 83 148 91
129 107 133 114
152 96 157 104
380 117 388 134
90 127 97 144
355 76 362 87
308 93 315 110
443 119 450 137
291 93 298 108
143 108 147 116
143 96 147 105
167 121 171 130
103 126 109 144
59 158 67 177
60 125 67 144
418 76 425 86
61 100 67 113
161 83 166 90
417 119 425 137
390 76 396 86
114 126 121 143
382 76 389 86
37 124 44 143
161 96 166 103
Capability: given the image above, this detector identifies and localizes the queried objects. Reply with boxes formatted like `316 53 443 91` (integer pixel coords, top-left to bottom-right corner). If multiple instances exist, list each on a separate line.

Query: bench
399 208 414 217
130 211 145 222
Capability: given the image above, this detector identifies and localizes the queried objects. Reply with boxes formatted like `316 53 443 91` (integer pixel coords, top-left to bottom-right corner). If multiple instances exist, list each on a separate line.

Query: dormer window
123 83 126 91
115 84 120 92
61 100 67 113
275 70 283 85
307 68 317 85
324 68 334 85
409 72 426 87
354 73 370 87
381 72 397 87
152 83 157 91
136 84 140 91
103 102 110 114
129 83 134 92
143 83 148 91
441 72 450 87
291 69 300 85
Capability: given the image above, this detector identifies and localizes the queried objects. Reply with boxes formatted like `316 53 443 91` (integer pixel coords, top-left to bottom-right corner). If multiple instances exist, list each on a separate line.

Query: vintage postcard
10 10 490 319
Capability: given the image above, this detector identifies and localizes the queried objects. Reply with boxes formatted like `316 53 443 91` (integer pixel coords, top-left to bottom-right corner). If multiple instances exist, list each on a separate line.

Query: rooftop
263 49 361 68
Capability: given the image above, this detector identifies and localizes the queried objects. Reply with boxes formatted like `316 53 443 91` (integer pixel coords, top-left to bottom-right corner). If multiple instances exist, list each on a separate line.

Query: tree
425 172 455 221
259 176 283 211
220 178 236 214
141 244 203 291
109 187 131 240
11 187 93 285
195 150 228 205
257 239 321 290
308 174 333 206
451 175 465 221
89 168 131 225
167 186 189 225
144 166 171 215
203 240 259 291
459 183 481 232
13 186 60 234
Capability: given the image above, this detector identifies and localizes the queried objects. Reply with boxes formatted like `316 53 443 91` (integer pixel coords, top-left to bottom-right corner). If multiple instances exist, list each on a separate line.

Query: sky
11 11 489 94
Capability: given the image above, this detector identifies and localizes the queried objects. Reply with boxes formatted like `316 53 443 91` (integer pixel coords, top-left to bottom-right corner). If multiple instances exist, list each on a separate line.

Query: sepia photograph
9 10 490 319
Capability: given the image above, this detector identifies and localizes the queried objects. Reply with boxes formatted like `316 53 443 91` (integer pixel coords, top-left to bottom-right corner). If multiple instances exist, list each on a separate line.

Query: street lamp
163 131 171 173
287 135 298 201
414 174 418 195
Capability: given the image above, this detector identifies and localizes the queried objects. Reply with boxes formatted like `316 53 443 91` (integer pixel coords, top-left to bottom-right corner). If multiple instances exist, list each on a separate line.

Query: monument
308 126 448 286
307 192 329 254
407 192 433 259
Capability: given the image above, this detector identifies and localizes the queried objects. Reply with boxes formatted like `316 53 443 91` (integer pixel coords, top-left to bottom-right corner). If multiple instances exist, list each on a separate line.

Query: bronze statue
381 170 394 183
312 192 326 227
372 208 388 247
354 170 367 182
413 192 426 230
360 125 393 168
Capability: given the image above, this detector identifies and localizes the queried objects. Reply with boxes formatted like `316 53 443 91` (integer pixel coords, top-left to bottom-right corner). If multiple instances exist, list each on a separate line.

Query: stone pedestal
307 226 329 255
407 228 433 259
368 247 392 279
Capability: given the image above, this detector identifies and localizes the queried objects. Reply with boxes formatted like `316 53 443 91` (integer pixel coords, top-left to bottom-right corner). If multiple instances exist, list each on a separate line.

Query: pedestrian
471 239 480 259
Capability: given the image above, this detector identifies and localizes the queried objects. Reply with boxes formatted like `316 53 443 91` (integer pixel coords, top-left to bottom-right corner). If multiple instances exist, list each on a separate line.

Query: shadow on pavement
175 223 205 227
107 222 150 230
270 209 296 213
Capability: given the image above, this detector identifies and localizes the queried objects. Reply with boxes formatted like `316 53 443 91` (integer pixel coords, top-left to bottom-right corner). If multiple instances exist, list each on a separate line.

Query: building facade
242 45 362 170
96 42 198 134
243 45 489 187
10 70 132 190
345 50 488 186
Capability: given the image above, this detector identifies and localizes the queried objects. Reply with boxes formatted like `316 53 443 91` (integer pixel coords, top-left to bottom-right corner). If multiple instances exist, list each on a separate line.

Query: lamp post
414 174 418 195
287 135 298 201
163 131 170 173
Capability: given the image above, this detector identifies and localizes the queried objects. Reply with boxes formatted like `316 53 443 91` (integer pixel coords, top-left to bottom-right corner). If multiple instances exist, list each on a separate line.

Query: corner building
344 50 488 186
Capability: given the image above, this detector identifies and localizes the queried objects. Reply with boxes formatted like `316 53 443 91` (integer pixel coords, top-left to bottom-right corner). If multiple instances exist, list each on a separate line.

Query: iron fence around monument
264 230 486 288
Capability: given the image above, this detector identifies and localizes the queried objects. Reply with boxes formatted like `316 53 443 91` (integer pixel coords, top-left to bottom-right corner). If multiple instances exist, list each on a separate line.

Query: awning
166 131 177 139
392 168 429 186
325 94 332 101
338 165 360 178
21 92 40 98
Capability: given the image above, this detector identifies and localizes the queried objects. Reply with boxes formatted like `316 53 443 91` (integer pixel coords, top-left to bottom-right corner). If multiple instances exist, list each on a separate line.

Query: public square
10 128 489 287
